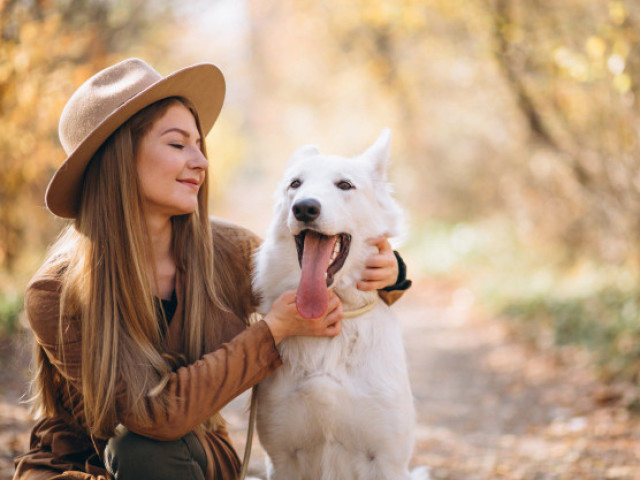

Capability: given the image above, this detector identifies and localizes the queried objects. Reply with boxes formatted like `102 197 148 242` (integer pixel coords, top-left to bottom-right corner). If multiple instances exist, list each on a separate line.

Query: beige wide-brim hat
46 57 225 219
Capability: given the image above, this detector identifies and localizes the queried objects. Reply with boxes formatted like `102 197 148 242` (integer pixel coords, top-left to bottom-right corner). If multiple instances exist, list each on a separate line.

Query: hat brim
46 63 225 219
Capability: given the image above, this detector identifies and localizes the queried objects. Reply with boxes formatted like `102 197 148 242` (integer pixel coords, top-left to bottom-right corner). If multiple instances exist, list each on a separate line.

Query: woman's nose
189 147 208 170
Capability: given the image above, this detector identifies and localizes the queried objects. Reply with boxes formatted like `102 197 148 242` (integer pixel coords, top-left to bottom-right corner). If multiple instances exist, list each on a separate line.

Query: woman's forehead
152 103 199 136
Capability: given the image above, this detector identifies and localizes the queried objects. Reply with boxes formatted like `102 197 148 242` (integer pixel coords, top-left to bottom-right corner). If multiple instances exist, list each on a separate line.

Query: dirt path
399 281 639 479
1 280 639 479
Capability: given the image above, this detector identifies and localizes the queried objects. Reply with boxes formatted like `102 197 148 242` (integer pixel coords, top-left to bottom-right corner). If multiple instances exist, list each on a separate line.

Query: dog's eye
336 180 354 191
289 179 302 189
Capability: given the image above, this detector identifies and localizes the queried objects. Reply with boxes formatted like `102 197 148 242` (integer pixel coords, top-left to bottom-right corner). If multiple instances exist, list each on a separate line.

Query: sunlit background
2 1 640 477
2 0 640 432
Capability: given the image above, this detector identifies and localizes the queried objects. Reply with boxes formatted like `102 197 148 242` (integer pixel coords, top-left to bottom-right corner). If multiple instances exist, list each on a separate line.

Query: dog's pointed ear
363 128 391 179
288 144 320 165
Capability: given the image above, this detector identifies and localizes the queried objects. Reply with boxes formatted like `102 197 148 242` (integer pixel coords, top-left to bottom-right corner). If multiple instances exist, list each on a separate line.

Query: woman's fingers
358 236 399 291
265 289 343 342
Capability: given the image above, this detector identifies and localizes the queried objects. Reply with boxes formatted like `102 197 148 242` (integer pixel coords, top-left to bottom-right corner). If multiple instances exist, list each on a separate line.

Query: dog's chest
281 315 371 371
258 308 412 449
273 308 404 395
273 319 377 416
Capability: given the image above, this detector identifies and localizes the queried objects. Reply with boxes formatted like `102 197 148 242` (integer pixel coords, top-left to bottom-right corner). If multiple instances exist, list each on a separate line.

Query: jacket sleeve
25 274 282 442
120 320 281 440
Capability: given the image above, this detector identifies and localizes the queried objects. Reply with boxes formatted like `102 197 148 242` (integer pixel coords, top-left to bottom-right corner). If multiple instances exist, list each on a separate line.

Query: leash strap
239 384 258 480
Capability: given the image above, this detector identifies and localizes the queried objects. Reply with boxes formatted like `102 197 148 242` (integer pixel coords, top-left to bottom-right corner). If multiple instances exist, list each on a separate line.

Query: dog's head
267 128 404 318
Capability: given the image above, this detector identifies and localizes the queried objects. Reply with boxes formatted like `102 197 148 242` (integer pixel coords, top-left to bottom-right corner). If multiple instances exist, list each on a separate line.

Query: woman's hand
264 290 343 345
357 235 399 291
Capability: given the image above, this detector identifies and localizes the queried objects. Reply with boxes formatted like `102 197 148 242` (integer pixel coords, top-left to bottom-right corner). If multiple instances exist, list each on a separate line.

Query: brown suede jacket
14 218 407 480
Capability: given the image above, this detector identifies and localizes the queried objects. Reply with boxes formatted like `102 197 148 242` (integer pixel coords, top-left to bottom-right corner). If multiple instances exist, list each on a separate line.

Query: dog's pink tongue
297 231 336 319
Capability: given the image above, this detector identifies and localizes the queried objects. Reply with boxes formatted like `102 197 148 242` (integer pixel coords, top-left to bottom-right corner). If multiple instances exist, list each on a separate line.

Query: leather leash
239 385 258 480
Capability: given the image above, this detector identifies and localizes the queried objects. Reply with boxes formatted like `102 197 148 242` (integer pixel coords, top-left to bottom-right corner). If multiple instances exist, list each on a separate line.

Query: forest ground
1 278 639 479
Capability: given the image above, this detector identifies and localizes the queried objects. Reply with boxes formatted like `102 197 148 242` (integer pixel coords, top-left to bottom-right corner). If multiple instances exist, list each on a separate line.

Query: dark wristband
381 250 412 292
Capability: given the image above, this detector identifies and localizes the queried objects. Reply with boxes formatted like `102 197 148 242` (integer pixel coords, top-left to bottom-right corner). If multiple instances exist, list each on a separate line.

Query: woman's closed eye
169 143 185 150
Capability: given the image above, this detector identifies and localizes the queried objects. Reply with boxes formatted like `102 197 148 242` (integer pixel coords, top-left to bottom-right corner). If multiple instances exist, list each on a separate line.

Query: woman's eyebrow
161 127 202 144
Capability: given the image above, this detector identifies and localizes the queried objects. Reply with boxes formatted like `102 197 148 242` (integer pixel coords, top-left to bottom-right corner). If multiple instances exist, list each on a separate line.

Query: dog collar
342 296 379 319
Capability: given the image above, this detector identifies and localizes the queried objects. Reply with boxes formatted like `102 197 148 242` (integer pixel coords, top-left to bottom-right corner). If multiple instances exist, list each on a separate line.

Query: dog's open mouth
294 230 351 319
295 230 351 286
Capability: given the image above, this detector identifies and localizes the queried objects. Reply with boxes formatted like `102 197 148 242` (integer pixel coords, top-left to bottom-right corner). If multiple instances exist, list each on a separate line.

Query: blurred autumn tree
246 0 640 270
0 0 171 278
488 0 640 265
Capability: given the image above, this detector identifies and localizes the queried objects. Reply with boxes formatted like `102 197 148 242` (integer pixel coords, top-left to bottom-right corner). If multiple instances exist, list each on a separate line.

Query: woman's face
136 103 207 221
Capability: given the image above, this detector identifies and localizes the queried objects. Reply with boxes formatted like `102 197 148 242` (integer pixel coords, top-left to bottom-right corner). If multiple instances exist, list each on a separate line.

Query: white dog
252 129 427 480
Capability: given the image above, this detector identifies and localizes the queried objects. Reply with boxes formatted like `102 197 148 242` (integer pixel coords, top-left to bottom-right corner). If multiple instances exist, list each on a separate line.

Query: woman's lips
177 178 200 190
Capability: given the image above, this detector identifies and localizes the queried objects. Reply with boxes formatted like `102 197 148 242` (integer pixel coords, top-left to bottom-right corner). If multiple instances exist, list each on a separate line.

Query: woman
14 58 410 480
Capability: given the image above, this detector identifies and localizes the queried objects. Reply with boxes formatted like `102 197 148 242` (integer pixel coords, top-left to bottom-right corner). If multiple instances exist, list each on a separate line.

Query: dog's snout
293 199 321 223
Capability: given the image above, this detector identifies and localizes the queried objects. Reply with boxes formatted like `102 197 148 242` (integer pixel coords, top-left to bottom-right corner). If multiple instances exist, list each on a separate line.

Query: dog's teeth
329 239 341 265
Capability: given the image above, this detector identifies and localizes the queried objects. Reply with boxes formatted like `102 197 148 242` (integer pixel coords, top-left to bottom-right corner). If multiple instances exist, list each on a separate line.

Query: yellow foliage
19 20 40 44
612 73 631 93
585 36 606 60
608 1 628 25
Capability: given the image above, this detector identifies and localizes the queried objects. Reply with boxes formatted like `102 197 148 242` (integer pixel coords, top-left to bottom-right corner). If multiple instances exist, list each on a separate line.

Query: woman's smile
177 177 202 190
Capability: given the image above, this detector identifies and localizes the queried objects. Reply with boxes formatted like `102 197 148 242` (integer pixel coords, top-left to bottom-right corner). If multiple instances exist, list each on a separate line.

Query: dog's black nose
293 199 321 223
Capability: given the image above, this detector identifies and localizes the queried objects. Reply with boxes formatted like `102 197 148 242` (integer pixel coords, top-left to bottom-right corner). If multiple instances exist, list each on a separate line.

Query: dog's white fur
253 129 427 480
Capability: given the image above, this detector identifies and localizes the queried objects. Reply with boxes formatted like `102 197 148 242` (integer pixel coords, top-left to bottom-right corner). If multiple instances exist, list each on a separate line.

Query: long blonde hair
32 97 223 438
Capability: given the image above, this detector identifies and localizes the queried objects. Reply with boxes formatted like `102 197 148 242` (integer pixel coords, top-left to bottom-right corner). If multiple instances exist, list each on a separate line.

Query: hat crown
59 58 161 155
